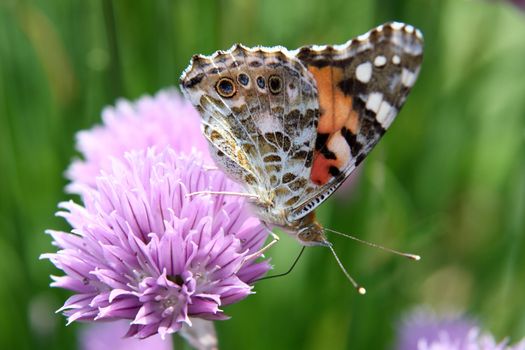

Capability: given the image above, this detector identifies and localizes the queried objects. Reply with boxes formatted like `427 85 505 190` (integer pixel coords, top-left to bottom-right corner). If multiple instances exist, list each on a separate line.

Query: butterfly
180 22 423 290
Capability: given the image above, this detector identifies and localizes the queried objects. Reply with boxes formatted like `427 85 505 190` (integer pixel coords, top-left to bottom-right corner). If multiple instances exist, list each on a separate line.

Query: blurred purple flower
396 309 525 350
67 89 210 194
396 309 477 349
81 321 172 350
43 148 270 339
510 0 525 11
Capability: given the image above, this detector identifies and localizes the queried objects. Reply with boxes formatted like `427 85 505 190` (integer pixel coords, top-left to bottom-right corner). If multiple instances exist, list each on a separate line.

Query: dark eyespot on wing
256 76 265 89
238 73 250 86
215 78 237 98
269 75 282 94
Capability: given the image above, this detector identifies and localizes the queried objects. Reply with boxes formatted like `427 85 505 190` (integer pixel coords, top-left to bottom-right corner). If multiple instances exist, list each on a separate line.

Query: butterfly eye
237 73 250 86
268 75 282 95
298 229 315 243
215 78 236 98
300 231 311 239
256 76 265 89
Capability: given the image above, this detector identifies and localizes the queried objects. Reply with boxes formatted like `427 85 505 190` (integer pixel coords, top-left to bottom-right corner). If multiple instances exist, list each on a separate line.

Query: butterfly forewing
290 22 423 221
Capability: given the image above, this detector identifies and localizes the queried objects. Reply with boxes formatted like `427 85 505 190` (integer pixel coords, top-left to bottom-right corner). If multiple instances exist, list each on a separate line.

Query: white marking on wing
376 101 397 128
366 92 383 113
355 62 373 83
374 55 387 67
401 68 417 87
392 55 401 65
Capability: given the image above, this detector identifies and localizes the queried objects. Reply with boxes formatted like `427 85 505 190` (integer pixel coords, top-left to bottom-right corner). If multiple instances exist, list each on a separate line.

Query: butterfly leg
186 190 260 200
202 165 219 171
241 229 280 265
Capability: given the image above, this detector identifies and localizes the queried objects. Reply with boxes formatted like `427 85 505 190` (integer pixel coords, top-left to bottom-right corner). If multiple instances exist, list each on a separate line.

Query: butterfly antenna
323 227 420 261
256 246 306 282
324 240 366 295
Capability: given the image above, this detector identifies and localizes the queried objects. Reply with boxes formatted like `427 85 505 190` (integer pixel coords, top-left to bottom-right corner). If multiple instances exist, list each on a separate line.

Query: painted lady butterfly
180 22 423 291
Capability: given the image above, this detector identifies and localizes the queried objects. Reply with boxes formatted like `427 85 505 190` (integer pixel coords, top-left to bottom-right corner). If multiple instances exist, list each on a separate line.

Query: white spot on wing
376 101 397 128
355 62 372 83
327 132 350 166
401 68 417 87
310 45 328 51
390 22 404 30
357 32 370 41
392 55 401 65
376 101 391 124
374 56 387 67
366 92 383 113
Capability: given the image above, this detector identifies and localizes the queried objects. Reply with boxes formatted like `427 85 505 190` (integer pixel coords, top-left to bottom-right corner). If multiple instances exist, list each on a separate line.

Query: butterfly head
295 212 329 247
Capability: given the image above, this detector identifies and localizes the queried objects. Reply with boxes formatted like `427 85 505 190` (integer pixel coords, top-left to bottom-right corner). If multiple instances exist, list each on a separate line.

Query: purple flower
43 148 270 339
67 89 211 194
396 309 525 350
81 321 172 350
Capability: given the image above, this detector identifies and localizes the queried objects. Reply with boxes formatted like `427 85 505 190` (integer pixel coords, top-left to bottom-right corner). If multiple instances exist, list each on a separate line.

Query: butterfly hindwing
180 45 320 221
289 22 423 220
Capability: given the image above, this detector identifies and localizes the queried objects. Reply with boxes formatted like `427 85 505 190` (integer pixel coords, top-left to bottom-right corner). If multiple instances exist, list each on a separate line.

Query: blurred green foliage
0 0 524 349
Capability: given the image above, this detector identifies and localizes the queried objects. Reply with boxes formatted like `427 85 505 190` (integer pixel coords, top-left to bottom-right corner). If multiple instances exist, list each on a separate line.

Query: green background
1 0 524 349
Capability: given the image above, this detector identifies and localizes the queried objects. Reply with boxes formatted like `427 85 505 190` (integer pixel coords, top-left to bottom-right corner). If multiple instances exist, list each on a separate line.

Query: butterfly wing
289 22 424 221
180 45 320 219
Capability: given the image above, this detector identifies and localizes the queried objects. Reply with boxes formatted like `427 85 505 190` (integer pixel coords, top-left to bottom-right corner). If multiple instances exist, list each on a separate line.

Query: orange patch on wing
310 152 334 186
345 109 360 134
310 134 349 186
308 64 360 186
307 66 353 134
